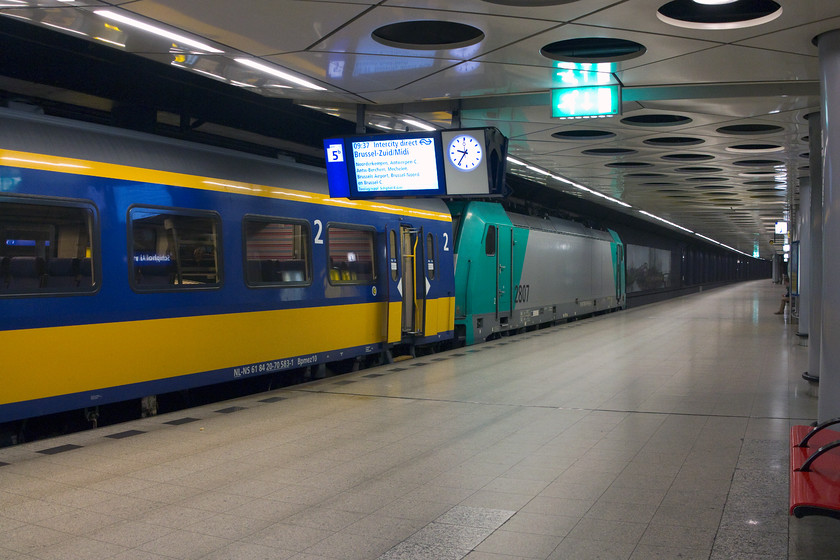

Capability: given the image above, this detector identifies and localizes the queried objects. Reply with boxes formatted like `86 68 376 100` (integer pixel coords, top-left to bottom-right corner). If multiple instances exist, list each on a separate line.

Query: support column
817 31 840 422
355 104 366 134
806 112 823 383
797 178 810 333
772 254 782 283
451 99 463 129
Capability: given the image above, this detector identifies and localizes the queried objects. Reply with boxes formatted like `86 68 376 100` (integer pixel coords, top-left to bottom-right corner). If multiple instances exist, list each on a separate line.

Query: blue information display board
325 132 447 199
324 127 508 200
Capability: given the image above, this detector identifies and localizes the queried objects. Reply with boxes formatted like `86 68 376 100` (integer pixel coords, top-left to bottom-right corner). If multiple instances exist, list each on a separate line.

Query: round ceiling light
372 21 484 50
582 148 637 156
644 136 705 147
686 176 729 182
541 37 646 63
739 171 783 177
745 180 785 187
482 0 583 5
674 166 722 173
661 153 714 161
748 187 785 193
725 143 784 153
606 161 653 168
621 114 692 127
657 0 782 30
552 130 616 140
716 123 784 135
733 159 784 167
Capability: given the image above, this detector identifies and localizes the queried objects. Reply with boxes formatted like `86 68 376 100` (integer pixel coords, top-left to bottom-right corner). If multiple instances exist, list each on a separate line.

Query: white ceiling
2 0 837 258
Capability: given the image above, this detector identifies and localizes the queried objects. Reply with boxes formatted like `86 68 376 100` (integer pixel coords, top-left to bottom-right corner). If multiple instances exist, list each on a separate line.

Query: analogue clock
448 134 483 171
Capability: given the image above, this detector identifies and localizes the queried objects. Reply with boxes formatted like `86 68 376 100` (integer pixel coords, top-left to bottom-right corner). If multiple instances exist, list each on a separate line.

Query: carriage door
385 228 402 344
400 225 425 335
495 224 512 326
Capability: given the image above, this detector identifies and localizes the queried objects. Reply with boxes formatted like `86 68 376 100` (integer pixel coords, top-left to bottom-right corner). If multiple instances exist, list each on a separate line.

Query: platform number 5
327 144 344 162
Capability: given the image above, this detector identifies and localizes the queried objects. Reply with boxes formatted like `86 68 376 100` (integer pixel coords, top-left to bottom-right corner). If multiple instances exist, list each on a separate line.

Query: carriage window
426 233 436 280
327 225 375 285
130 207 221 290
0 197 98 295
244 217 310 286
485 225 496 256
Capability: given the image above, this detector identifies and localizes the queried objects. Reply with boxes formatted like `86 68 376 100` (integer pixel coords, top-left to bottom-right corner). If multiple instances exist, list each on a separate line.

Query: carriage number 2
514 284 530 303
313 220 324 244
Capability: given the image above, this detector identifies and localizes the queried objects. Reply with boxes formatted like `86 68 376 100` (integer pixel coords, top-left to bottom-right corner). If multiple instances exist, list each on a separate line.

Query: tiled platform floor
0 280 834 559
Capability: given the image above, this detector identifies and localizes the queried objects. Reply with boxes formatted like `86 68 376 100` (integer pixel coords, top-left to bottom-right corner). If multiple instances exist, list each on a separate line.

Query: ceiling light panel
355 59 618 105
0 0 102 6
657 0 783 31
736 14 840 57
0 6 224 56
618 44 817 87
0 6 106 42
233 58 326 90
309 6 553 59
264 51 461 95
117 0 371 56
92 9 224 53
134 52 350 99
371 21 485 50
478 22 717 71
3 0 829 257
575 0 785 42
383 0 618 21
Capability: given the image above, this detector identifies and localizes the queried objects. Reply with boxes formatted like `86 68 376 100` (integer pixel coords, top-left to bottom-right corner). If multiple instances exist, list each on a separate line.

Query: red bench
790 419 840 520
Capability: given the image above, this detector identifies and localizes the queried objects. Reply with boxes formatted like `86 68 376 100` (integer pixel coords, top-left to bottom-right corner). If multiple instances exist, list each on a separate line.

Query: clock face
448 134 483 171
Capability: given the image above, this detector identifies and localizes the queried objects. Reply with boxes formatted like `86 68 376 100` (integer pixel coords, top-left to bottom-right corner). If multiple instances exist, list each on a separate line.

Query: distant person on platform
775 275 790 315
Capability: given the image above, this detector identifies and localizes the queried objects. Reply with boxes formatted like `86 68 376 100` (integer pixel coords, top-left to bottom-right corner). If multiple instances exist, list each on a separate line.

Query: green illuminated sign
551 85 621 119
555 69 613 87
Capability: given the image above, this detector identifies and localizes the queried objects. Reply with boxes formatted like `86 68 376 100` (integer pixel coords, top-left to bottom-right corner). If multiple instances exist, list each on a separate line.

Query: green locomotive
449 201 625 345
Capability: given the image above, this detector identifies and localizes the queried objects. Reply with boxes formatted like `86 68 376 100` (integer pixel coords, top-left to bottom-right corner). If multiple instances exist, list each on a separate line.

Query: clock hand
458 151 467 165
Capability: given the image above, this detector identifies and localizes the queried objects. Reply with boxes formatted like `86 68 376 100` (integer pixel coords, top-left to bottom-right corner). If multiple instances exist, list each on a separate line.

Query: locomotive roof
507 210 613 242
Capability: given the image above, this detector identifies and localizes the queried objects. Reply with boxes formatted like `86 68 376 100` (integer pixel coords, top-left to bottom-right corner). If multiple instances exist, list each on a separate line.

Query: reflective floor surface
0 280 834 559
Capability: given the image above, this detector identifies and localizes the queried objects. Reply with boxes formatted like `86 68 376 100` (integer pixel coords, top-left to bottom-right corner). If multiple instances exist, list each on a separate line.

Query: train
450 201 624 345
0 108 624 427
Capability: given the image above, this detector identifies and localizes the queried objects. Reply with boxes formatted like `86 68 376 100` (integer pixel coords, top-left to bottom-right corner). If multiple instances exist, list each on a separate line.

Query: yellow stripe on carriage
1 298 451 406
